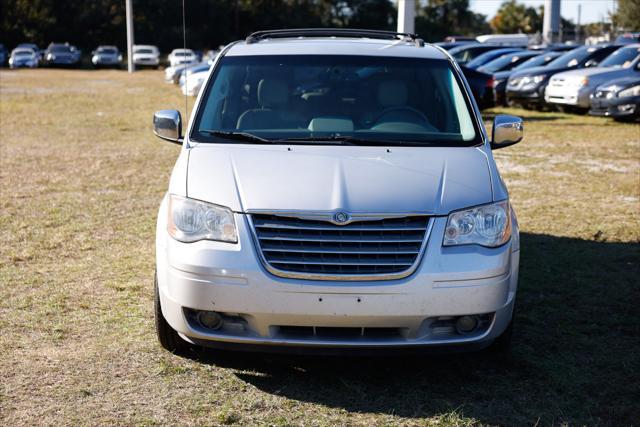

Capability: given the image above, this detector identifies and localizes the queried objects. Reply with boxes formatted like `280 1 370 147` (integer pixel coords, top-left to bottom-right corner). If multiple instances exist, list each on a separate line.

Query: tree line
1 0 638 53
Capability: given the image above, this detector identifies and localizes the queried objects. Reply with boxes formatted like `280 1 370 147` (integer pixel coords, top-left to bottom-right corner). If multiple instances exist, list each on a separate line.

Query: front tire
154 273 189 353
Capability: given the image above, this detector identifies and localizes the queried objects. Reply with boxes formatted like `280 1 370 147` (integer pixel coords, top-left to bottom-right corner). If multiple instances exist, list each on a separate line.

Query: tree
611 0 640 31
415 0 490 42
490 0 535 33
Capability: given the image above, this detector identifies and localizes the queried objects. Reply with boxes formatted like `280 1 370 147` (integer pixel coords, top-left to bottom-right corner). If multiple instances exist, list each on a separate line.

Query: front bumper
505 86 545 105
156 198 520 350
545 85 591 108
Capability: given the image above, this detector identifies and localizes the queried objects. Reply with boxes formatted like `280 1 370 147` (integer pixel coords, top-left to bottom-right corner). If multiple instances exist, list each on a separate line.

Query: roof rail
245 28 425 47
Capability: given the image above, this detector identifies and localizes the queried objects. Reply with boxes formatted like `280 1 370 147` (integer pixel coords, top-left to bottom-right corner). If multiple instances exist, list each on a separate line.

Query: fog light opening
455 315 479 335
197 311 223 330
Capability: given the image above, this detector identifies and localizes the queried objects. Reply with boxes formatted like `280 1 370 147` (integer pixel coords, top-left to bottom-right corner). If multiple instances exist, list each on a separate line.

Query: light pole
126 0 135 72
397 0 416 34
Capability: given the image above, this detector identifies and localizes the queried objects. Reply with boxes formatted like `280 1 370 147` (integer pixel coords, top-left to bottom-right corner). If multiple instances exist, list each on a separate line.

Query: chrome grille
250 214 430 280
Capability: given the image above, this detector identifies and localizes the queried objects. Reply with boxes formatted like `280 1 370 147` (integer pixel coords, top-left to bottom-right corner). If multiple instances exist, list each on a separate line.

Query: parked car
151 29 522 355
91 45 122 68
477 51 541 74
448 44 510 66
132 45 160 68
476 34 529 47
506 44 620 109
492 51 563 106
615 33 640 45
180 69 209 96
460 65 496 109
16 43 43 60
466 48 524 69
164 64 189 83
44 43 81 67
589 76 640 121
8 47 39 68
0 44 7 66
434 41 477 51
545 44 640 113
168 48 198 68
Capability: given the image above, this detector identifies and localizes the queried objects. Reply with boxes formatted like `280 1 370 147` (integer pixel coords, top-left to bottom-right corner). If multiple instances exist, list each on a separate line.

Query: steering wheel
372 106 431 127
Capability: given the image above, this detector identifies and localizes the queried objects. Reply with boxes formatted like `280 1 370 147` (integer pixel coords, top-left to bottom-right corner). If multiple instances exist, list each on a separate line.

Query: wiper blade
283 135 397 146
201 130 275 144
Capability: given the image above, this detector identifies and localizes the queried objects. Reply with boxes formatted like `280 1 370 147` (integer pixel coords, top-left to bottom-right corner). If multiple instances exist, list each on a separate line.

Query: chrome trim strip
246 212 434 282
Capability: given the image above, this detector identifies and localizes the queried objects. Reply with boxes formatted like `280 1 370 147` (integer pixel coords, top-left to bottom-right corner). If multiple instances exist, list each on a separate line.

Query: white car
133 45 160 68
167 48 198 68
545 44 640 111
9 47 38 68
152 29 523 355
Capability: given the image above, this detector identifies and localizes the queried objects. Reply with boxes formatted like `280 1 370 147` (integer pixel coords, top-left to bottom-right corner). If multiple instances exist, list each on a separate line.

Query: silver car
151 29 523 355
545 44 640 111
9 47 38 68
91 45 122 68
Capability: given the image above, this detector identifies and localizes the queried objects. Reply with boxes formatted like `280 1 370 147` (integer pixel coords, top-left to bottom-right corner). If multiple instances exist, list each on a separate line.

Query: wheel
154 272 190 353
486 305 515 354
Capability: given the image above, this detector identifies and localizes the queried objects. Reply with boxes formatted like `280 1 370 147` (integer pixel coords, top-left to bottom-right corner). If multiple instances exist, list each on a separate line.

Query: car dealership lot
0 69 638 425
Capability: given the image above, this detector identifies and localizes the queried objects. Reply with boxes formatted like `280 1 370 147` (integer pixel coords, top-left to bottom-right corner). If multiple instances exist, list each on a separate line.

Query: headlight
443 200 512 248
522 75 546 87
618 85 640 98
167 195 237 243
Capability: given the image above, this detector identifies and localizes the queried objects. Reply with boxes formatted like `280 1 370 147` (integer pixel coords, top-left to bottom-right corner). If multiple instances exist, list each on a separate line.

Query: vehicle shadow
186 233 639 424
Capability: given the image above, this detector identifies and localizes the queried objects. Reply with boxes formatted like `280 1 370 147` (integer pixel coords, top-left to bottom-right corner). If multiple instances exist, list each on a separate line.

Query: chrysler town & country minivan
152 29 523 354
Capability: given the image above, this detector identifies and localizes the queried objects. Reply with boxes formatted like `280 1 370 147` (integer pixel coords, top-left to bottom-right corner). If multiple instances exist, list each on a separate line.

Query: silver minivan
152 29 523 354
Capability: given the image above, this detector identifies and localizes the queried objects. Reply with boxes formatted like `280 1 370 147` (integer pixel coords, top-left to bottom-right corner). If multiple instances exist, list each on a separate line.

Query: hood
510 64 569 78
493 70 513 80
551 67 638 85
186 144 493 215
598 75 640 90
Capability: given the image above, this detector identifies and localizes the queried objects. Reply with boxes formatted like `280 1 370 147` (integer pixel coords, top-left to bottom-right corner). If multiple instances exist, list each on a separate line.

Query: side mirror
584 59 598 68
153 109 182 144
491 114 523 149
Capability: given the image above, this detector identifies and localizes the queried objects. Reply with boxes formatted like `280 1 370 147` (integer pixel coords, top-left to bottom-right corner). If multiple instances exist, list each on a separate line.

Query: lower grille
250 214 430 280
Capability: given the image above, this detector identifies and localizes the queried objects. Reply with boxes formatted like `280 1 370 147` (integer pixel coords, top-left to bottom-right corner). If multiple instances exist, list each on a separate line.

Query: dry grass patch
1 69 639 425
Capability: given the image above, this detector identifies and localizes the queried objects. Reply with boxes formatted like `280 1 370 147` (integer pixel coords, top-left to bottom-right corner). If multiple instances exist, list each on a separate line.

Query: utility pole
543 0 561 44
126 0 135 72
397 0 415 34
576 4 581 42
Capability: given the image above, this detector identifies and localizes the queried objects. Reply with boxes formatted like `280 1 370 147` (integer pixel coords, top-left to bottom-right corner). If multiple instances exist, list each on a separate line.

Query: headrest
258 79 289 108
377 80 408 107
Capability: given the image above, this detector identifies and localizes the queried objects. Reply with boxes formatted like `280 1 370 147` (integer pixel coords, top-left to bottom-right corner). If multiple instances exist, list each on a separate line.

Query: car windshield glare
547 46 594 68
599 46 640 68
193 55 479 146
513 53 558 70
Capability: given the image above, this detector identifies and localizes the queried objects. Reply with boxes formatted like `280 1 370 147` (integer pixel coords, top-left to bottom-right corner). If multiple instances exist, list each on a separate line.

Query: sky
468 0 618 24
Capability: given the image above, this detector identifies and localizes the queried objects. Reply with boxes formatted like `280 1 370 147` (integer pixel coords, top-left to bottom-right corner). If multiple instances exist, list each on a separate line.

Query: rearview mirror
153 109 182 144
491 115 523 149
584 59 598 67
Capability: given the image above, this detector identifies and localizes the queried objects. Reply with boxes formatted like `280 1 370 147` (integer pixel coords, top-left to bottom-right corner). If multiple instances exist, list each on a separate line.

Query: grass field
1 69 639 426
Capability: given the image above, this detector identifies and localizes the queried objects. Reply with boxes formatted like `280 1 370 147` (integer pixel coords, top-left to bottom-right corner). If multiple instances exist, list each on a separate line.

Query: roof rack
245 28 425 47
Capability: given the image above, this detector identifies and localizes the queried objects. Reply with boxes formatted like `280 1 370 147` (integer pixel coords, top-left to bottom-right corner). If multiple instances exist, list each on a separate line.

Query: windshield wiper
283 135 400 146
200 130 276 144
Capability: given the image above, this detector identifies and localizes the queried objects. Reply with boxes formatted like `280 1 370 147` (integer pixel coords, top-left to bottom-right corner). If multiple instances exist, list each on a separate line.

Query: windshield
135 48 154 54
14 51 33 57
480 52 535 73
192 55 479 146
513 53 559 70
547 46 596 68
98 47 117 54
174 51 192 56
51 45 72 53
599 46 640 68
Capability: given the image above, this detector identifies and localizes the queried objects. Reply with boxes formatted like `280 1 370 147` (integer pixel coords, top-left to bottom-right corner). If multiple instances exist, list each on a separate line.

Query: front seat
236 78 304 130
